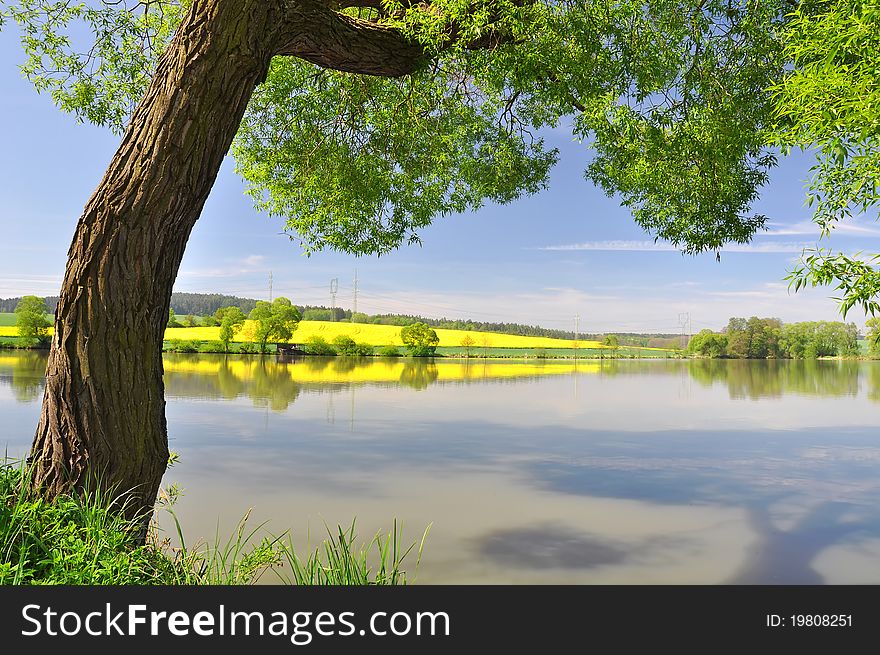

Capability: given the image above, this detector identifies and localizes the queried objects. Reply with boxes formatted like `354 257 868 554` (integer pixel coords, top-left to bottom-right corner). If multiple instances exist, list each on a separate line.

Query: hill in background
0 292 679 347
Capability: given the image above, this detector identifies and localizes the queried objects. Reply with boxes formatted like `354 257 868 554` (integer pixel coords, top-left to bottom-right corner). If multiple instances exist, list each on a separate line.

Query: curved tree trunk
28 1 283 530
26 0 427 536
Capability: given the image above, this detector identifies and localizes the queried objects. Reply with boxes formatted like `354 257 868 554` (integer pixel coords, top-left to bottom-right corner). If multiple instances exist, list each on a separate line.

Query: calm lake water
3 351 880 584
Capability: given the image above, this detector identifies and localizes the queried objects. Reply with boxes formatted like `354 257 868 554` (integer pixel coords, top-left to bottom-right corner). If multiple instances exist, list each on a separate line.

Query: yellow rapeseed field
0 321 676 351
160 320 605 349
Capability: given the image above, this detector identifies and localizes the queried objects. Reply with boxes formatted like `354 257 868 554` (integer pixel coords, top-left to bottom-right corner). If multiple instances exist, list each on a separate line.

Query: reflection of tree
687 359 728 387
5 351 48 402
399 360 439 390
724 360 784 399
250 357 302 411
869 364 880 404
727 502 867 584
301 356 334 374
687 359 860 399
162 354 300 411
216 356 246 400
331 357 360 374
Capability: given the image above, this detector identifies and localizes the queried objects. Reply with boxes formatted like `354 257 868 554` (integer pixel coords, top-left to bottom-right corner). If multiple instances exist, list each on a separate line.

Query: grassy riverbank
0 461 424 585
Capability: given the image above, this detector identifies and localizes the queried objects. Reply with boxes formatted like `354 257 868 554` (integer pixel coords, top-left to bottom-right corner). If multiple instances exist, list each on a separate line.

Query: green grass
0 312 52 327
1 460 425 585
434 346 679 358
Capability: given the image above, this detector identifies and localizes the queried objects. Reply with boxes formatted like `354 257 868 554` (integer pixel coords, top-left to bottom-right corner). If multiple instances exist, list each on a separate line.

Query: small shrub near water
303 336 336 356
165 339 200 353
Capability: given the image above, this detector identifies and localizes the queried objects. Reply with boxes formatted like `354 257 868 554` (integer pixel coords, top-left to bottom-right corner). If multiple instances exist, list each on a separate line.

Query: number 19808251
766 614 852 628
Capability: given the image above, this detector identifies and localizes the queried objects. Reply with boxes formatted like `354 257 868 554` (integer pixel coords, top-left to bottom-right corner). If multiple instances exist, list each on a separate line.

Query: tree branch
276 2 426 77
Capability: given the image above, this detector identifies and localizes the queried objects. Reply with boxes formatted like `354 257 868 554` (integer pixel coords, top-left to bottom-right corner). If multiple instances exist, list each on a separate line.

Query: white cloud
240 254 266 268
763 219 880 237
321 284 869 333
535 240 815 253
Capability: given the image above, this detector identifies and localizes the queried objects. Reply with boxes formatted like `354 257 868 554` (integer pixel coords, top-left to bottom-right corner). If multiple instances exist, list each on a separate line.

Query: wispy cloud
240 254 266 268
534 240 814 253
178 254 270 279
763 219 880 237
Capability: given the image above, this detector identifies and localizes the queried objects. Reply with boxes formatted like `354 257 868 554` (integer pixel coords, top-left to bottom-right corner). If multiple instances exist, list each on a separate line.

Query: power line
678 312 691 349
330 278 338 320
353 269 358 315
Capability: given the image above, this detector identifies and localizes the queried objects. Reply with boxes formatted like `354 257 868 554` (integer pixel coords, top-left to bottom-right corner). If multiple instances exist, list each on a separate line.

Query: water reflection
4 353 875 404
2 351 880 583
688 359 861 399
163 355 880 403
0 351 47 402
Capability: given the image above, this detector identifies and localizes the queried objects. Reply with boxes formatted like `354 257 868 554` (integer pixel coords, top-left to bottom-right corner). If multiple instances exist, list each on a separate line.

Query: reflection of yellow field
0 354 25 367
162 357 601 384
160 321 604 349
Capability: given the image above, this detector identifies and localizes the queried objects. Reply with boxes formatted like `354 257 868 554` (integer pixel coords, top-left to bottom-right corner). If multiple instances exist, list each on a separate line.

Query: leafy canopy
1 0 790 259
773 0 880 317
15 295 50 347
15 3 877 318
248 297 301 350
217 306 247 352
400 322 440 356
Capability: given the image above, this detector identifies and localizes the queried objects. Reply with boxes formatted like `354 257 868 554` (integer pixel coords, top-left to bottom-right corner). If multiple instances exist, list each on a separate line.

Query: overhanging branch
276 2 426 77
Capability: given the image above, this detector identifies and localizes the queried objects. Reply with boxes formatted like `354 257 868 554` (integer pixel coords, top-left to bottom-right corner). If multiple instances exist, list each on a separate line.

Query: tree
248 297 301 353
217 306 247 353
332 335 358 356
2 0 795 525
603 334 620 357
167 308 181 328
400 322 440 357
15 296 50 347
183 314 196 328
774 1 880 317
867 317 880 357
460 334 475 357
724 317 782 359
687 330 728 358
303 336 337 356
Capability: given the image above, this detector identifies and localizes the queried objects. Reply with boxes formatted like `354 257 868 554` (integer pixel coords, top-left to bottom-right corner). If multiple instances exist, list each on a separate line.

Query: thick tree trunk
27 0 426 536
28 1 284 530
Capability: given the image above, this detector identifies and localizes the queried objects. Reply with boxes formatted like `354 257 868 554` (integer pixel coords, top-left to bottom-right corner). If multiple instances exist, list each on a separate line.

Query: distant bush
333 335 358 355
378 345 401 357
166 339 200 353
198 340 225 353
237 342 257 354
354 342 373 357
303 336 337 356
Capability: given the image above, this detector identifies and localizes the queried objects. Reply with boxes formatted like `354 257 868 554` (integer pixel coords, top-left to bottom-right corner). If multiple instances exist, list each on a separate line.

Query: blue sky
2 29 879 334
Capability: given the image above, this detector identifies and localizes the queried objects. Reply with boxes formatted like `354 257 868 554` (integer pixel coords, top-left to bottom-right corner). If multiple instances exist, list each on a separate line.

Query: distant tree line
688 317 861 359
0 296 57 313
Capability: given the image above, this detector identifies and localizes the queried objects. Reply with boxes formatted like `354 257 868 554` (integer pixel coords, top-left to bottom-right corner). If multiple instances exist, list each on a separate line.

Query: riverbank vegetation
0 460 423 585
688 317 863 359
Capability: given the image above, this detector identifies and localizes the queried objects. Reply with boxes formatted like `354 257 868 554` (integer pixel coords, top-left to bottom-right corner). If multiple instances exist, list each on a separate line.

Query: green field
434 346 680 358
0 312 53 327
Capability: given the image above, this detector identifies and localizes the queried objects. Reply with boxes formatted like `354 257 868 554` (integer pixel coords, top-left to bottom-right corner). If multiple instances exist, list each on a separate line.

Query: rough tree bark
27 0 425 533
